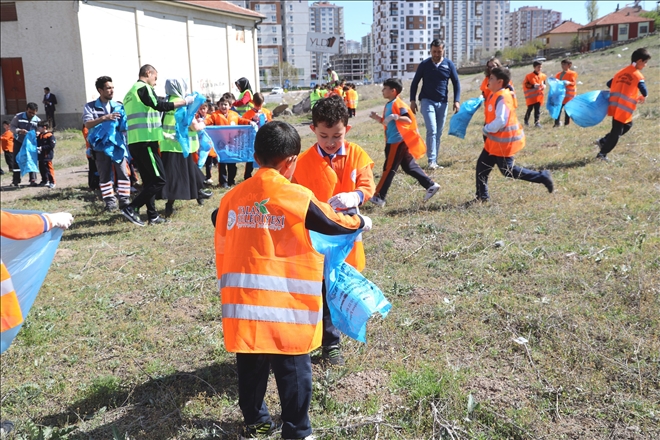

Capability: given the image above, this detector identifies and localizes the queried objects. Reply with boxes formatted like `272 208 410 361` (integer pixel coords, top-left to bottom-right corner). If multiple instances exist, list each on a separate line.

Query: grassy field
1 36 659 440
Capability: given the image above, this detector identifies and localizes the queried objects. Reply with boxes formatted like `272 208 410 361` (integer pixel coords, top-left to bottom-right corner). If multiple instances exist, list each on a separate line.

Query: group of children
310 80 359 117
1 119 57 188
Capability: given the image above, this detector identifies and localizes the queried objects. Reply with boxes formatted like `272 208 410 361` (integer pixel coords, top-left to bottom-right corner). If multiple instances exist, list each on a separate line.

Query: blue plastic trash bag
565 90 611 128
87 104 128 163
449 96 484 139
16 131 39 175
1 210 63 353
197 129 214 168
174 92 207 157
310 230 391 343
546 77 566 120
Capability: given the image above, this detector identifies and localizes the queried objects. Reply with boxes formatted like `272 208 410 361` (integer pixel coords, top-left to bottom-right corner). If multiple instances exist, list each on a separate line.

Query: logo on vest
488 104 493 112
234 199 286 231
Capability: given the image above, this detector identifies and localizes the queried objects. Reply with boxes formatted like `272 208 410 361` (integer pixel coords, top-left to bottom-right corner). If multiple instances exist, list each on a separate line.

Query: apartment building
309 1 345 81
345 40 362 54
229 0 311 87
506 6 562 47
373 0 510 82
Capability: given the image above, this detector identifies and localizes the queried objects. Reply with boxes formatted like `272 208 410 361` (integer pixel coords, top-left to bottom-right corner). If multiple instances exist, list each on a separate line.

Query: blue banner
205 125 258 163
1 210 63 353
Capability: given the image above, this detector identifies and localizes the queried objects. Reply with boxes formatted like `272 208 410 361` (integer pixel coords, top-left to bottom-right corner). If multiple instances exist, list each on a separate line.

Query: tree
269 62 299 87
640 11 660 29
585 0 599 23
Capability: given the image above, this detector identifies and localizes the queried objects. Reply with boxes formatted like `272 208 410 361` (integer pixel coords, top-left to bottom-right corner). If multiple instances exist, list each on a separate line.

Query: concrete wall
545 33 577 49
1 0 260 129
0 1 86 129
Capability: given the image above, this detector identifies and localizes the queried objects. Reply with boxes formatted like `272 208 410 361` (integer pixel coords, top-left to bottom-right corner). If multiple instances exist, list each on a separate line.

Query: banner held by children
310 230 391 343
1 210 64 353
565 90 611 127
205 125 258 163
449 96 485 139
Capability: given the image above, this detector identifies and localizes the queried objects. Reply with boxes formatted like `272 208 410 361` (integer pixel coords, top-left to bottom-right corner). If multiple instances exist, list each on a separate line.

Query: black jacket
37 132 56 161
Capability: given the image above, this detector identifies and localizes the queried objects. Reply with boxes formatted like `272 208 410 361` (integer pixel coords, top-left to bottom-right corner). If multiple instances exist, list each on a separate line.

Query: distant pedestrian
36 121 56 188
595 48 651 161
523 61 547 128
326 67 339 83
1 121 15 177
410 39 461 170
233 77 254 115
9 102 40 186
42 87 58 129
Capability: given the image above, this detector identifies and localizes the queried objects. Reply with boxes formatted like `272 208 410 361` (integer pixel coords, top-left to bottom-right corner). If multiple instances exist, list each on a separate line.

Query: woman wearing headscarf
160 78 212 217
233 77 254 116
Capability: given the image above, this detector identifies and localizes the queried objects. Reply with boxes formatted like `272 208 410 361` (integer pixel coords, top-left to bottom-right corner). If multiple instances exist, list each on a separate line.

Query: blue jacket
410 57 461 104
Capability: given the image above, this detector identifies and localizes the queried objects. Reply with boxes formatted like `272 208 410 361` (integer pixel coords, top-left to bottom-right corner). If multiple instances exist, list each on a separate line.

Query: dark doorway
1 57 26 115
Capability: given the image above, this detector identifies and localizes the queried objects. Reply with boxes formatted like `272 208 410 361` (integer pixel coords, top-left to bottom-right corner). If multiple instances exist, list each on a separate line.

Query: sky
331 1 649 43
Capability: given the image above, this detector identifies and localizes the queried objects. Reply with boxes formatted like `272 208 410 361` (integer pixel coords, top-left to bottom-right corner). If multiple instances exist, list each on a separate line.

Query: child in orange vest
213 121 371 439
595 48 651 161
241 92 272 180
36 121 56 188
291 94 375 366
554 59 578 127
1 121 15 177
368 78 440 207
523 61 547 127
475 67 553 202
207 95 254 187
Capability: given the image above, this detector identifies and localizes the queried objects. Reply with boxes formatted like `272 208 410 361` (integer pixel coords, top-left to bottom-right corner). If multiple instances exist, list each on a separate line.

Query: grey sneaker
423 182 440 202
541 170 554 193
369 195 386 207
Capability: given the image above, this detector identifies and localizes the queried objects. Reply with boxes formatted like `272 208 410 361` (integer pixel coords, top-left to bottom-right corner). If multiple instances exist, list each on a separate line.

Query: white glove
360 215 372 232
533 84 541 89
328 192 361 209
184 95 195 105
46 212 74 230
563 80 571 85
383 114 399 124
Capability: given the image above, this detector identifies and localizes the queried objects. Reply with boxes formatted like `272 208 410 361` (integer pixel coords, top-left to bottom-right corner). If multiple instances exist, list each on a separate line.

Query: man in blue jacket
410 40 461 170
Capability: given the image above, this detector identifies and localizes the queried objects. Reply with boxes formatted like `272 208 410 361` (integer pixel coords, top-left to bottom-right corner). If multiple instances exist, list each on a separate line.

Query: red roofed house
537 20 583 49
578 3 655 51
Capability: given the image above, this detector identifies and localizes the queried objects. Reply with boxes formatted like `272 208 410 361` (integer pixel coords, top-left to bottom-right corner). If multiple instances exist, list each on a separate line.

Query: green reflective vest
123 81 163 144
160 96 199 153
234 90 254 115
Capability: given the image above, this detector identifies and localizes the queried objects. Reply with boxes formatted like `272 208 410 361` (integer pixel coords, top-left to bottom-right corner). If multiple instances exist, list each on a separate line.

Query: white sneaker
369 195 386 207
423 182 440 202
204 178 213 184
428 162 439 170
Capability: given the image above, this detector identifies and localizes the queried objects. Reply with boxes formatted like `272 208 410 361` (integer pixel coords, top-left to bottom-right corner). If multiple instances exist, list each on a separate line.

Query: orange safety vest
292 142 374 271
242 107 273 125
607 64 644 124
484 88 525 158
386 97 426 159
481 76 492 101
216 168 325 355
523 72 547 106
556 70 578 104
1 262 22 333
1 129 14 153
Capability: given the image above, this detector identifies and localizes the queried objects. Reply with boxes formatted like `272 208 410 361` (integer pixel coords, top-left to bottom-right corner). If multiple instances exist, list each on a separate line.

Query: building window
640 24 648 34
272 26 277 33
271 15 276 22
257 37 261 44
236 26 245 43
272 37 277 44
289 4 293 11
619 24 628 36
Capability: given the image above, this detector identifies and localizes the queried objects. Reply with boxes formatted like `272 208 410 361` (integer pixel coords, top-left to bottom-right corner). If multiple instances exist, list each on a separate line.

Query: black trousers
4 151 16 176
219 162 237 186
87 156 100 190
321 283 340 347
46 108 56 129
555 104 571 126
475 148 548 200
524 102 541 124
375 141 433 199
128 141 166 220
598 119 632 157
236 353 313 439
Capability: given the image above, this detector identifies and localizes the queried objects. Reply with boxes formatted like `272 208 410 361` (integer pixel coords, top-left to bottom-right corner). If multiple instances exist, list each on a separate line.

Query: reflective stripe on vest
222 303 322 326
219 272 322 296
1 263 23 333
124 82 163 143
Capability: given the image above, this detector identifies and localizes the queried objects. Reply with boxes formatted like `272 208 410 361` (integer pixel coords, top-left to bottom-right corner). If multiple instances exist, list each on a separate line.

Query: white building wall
0 0 86 123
